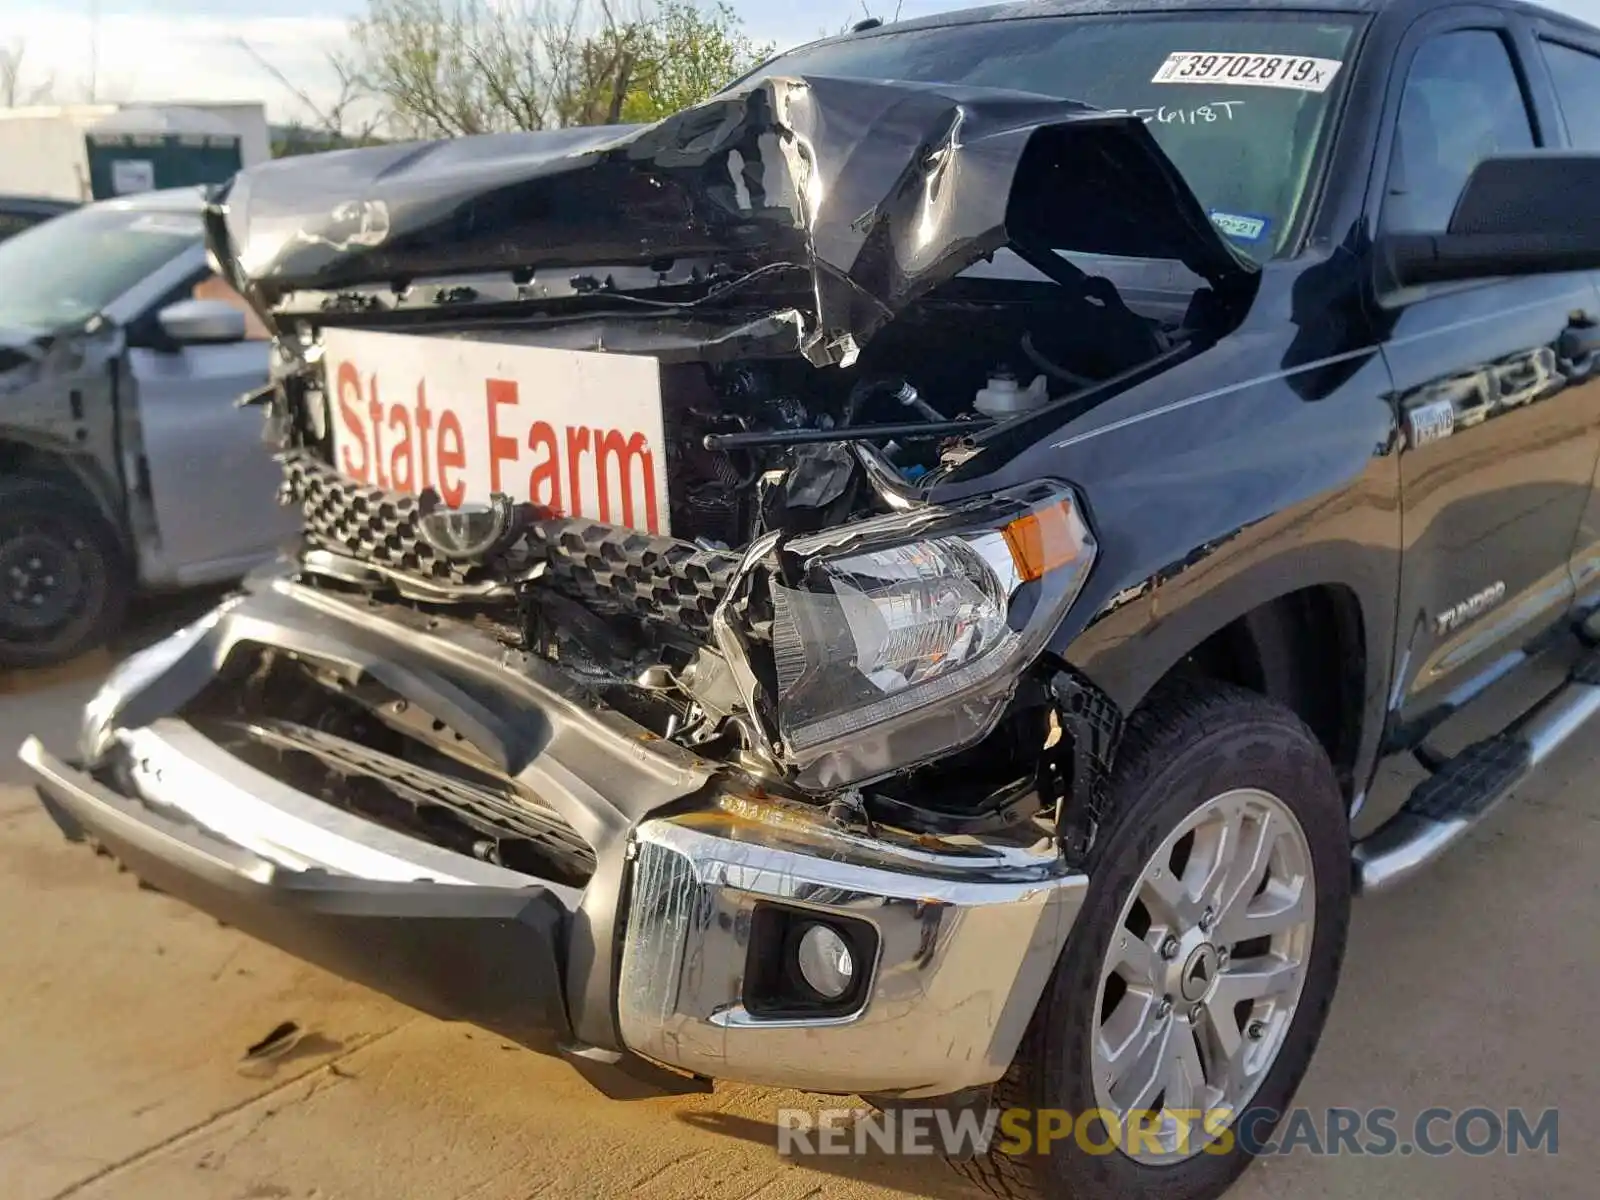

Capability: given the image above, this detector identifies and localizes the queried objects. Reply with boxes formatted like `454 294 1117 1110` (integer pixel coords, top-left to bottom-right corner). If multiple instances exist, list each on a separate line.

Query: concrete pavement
0 635 1593 1200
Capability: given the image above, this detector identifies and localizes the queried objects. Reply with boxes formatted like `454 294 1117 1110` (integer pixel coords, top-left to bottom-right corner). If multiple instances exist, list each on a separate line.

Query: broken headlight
766 483 1095 787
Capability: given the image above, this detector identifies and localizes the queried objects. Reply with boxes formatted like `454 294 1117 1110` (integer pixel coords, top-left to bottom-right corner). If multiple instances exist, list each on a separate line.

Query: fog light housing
743 904 876 1018
796 923 855 1000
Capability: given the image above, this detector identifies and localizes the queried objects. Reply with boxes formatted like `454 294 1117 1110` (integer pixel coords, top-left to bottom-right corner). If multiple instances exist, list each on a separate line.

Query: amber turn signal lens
1001 499 1085 582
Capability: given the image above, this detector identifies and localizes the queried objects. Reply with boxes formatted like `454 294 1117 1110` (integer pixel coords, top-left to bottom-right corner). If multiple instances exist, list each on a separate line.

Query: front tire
0 478 129 669
959 681 1351 1200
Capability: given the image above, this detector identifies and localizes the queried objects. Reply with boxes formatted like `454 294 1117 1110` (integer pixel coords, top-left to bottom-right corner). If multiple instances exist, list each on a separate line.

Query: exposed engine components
975 371 1052 419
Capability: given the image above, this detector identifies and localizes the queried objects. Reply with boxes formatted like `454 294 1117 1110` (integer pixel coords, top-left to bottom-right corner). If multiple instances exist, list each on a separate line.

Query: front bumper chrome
20 569 1089 1098
622 811 1087 1098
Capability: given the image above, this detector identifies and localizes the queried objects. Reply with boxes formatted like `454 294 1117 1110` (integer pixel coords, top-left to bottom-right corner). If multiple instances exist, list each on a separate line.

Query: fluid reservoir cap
975 372 1050 420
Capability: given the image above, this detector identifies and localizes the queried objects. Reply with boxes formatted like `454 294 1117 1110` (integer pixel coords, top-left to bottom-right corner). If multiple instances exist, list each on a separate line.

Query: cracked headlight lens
768 485 1095 779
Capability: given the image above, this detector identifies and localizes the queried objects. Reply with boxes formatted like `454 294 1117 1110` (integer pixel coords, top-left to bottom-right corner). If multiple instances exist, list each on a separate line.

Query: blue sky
4 0 1600 120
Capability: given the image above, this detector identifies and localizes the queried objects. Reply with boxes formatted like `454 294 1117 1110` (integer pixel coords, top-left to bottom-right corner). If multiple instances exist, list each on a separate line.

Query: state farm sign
323 328 671 535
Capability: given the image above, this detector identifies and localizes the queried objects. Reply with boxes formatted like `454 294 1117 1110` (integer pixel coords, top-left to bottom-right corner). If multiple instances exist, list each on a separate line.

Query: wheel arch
1065 549 1392 814
0 434 128 545
1178 584 1368 797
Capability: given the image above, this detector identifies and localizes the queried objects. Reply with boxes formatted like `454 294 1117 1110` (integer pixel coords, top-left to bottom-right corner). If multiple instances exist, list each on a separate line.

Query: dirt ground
0 608 1594 1200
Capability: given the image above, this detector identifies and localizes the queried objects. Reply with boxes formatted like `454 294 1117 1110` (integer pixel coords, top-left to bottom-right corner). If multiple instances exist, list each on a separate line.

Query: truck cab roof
840 0 1599 38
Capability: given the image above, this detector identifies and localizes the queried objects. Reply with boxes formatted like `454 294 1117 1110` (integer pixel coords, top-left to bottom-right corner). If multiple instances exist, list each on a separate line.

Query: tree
619 2 773 125
1 39 55 107
348 0 771 137
237 39 388 155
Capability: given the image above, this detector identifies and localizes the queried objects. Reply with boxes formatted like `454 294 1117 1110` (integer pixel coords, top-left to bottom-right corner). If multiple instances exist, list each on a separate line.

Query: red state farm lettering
336 362 368 479
331 360 661 531
594 429 659 532
565 424 589 516
486 378 519 493
366 382 388 489
437 411 466 507
388 401 414 491
527 420 562 512
414 383 434 490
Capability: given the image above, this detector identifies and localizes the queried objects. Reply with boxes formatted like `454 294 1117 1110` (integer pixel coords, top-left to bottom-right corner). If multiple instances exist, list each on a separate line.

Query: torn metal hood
208 75 1254 359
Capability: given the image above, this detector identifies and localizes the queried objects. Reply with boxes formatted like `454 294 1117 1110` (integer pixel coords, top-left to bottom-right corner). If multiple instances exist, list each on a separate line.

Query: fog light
795 923 855 1000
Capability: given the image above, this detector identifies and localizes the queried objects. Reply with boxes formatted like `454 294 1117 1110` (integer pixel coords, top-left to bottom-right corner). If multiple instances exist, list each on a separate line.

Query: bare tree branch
347 0 767 136
1 39 55 107
238 38 336 128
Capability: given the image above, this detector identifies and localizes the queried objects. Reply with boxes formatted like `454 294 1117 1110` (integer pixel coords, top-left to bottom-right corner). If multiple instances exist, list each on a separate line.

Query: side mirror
156 298 247 346
1381 153 1600 287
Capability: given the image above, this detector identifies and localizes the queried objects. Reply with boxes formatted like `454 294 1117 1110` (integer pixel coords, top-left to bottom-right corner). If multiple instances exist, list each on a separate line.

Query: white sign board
111 159 156 194
323 328 671 535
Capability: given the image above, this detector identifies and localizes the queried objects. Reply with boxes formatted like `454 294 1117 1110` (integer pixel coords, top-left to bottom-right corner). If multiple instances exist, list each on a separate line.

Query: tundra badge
1436 581 1507 636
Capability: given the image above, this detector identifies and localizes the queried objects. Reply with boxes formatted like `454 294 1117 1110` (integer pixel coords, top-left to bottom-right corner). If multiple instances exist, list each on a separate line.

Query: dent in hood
209 74 1254 362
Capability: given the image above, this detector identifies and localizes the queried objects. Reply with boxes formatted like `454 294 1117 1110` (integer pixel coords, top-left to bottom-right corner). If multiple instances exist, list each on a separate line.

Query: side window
1542 40 1600 151
1382 30 1536 232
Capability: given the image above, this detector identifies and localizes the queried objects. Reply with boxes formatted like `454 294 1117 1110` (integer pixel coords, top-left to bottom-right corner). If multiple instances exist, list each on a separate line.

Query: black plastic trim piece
30 745 573 1049
1403 735 1531 823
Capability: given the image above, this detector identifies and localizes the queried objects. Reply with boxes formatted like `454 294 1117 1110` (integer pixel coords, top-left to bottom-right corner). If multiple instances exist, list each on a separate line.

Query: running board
1354 650 1600 893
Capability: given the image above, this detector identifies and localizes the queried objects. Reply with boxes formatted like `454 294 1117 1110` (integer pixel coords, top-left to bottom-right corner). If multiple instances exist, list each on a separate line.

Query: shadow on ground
677 1110 985 1200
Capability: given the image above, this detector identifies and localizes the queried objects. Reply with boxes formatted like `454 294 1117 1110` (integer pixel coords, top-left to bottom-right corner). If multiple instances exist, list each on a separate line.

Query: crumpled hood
209 74 1253 360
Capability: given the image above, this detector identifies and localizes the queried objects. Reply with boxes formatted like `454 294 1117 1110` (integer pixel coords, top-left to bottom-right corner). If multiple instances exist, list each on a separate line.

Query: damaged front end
206 73 1247 805
23 72 1244 1096
26 573 1094 1097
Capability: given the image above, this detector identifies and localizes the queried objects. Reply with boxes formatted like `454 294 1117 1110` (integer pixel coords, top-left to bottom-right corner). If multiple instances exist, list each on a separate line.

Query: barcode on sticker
1152 52 1343 92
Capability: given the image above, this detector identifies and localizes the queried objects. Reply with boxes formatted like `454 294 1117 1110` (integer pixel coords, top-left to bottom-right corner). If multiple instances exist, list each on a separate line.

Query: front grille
233 718 596 886
282 450 482 584
535 518 741 635
280 450 741 635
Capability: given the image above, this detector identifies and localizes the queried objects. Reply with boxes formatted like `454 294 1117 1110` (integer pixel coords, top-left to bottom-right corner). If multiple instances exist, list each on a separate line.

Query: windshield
750 13 1361 260
0 205 199 333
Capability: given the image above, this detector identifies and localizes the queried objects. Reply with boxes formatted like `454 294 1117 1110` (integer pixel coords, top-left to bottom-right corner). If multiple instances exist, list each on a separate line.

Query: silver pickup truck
0 188 297 667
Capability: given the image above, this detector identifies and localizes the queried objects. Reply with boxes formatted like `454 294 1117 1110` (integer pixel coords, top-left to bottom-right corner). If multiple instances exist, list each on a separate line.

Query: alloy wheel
1090 786 1316 1163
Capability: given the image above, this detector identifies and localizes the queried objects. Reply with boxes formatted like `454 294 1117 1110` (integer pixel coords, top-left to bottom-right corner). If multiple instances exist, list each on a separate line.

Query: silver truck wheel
1091 786 1315 1163
954 680 1350 1200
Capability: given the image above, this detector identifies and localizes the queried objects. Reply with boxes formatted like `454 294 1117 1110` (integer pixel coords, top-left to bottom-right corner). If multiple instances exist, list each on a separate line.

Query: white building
0 102 269 202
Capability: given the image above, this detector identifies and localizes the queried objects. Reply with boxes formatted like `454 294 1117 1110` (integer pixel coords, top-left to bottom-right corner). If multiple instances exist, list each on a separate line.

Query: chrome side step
1354 652 1600 893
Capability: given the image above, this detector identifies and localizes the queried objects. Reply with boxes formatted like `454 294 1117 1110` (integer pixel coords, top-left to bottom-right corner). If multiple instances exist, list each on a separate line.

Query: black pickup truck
19 1 1600 1197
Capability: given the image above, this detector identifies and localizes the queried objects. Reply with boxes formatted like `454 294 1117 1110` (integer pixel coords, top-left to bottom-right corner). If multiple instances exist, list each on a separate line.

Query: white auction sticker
1152 51 1344 92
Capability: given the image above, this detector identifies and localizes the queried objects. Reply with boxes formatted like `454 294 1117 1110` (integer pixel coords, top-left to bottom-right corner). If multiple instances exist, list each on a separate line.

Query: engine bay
262 255 1211 828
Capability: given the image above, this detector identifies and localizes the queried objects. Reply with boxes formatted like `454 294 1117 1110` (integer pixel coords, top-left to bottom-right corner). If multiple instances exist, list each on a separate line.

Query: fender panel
934 272 1405 807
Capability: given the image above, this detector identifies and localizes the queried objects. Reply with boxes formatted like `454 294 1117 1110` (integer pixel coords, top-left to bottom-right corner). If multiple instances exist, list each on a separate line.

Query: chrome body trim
618 810 1088 1098
1355 674 1600 893
1352 812 1470 893
1524 680 1600 768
